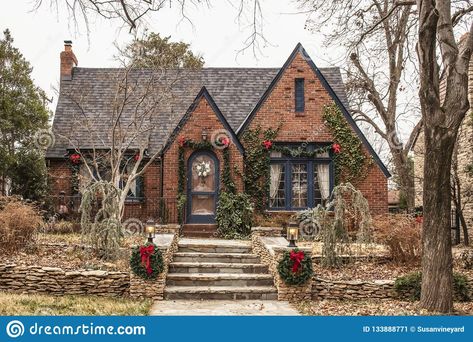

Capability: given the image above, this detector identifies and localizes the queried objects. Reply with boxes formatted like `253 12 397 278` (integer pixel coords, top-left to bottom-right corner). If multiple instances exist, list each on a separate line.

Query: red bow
415 216 423 224
69 153 81 164
139 245 155 275
263 140 272 150
290 250 305 273
332 143 341 154
134 153 140 161
178 136 187 147
219 136 230 147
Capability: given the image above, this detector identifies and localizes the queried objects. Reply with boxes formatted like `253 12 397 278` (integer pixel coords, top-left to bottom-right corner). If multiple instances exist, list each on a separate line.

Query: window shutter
295 78 305 112
136 175 144 198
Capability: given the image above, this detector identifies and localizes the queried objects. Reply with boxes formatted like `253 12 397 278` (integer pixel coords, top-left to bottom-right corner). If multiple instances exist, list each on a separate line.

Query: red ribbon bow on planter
289 250 305 273
139 245 155 275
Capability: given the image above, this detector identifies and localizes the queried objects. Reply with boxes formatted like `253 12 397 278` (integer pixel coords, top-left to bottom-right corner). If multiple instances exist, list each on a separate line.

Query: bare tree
415 0 473 312
58 59 196 220
299 0 422 209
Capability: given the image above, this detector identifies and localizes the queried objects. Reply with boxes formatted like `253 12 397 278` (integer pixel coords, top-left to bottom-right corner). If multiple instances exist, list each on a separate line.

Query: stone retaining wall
312 278 397 300
0 264 129 297
0 233 179 299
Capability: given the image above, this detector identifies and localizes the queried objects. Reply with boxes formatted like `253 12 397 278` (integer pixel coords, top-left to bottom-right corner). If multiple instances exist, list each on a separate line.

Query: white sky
1 1 344 108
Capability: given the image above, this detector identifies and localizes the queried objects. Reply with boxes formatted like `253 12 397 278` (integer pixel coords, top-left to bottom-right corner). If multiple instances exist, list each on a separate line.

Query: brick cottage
46 41 390 235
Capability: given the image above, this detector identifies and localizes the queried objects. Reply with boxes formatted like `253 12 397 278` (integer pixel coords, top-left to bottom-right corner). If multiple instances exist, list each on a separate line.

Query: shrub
0 198 43 253
216 192 253 239
43 220 80 234
394 272 471 302
455 249 473 270
373 214 421 263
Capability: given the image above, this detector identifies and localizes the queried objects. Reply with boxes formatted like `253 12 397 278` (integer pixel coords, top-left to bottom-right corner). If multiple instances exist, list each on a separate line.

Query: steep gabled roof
47 56 350 160
161 87 245 154
237 43 391 178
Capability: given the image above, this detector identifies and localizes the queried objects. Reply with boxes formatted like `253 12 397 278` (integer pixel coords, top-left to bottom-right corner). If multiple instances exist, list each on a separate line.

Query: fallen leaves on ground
295 299 473 316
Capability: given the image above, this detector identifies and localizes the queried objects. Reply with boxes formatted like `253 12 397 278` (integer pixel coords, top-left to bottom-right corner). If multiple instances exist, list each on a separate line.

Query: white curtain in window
317 164 330 200
270 164 283 201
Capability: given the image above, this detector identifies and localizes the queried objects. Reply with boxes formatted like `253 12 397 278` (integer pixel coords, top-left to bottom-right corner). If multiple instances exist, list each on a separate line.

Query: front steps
164 238 277 300
181 224 217 238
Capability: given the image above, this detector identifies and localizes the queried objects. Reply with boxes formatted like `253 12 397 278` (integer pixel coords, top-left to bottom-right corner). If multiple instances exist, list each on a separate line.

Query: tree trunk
391 148 415 210
420 124 455 312
459 210 470 246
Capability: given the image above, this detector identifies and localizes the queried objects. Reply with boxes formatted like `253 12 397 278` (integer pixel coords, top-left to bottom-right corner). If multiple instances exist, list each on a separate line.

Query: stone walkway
149 300 300 316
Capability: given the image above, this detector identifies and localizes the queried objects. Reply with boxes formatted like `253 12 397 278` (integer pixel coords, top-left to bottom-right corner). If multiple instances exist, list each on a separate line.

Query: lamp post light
145 219 156 243
287 221 299 248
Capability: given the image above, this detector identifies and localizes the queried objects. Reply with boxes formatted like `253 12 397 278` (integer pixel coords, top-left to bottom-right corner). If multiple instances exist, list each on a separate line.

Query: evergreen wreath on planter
277 249 313 285
130 242 164 280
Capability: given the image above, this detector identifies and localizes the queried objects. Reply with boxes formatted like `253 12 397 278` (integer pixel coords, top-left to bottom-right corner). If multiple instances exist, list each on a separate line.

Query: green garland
272 144 333 158
130 243 164 280
177 146 186 224
277 249 314 285
322 103 372 184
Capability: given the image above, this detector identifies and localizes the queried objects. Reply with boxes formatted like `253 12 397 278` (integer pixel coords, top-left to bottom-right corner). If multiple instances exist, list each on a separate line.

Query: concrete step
178 239 252 254
164 286 278 300
173 252 260 264
169 262 268 274
182 224 217 238
166 273 274 287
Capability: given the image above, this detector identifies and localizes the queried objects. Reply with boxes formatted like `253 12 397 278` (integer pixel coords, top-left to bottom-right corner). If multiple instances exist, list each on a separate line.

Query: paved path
149 300 300 316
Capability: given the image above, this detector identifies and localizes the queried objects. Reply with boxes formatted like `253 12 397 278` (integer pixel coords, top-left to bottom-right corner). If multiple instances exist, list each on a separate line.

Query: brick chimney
60 40 78 81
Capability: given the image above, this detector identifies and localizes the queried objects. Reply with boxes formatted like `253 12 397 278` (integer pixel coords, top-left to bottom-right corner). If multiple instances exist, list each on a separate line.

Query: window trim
268 144 334 211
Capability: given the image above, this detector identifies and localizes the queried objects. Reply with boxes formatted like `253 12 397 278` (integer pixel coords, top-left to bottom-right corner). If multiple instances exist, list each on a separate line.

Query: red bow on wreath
139 245 155 275
134 153 140 161
332 143 341 154
263 140 272 150
218 136 230 148
290 250 305 273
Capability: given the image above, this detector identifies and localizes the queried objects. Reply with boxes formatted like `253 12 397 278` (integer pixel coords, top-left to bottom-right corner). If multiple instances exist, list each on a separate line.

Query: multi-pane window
269 145 332 210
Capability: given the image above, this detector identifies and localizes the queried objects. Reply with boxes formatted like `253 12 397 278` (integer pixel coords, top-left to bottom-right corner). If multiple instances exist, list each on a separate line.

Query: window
120 163 144 201
295 78 305 112
269 145 332 210
78 163 144 200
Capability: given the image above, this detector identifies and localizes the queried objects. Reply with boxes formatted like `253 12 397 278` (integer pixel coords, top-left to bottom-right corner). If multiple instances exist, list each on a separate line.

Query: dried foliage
373 214 421 263
0 197 43 253
296 183 373 268
79 181 123 260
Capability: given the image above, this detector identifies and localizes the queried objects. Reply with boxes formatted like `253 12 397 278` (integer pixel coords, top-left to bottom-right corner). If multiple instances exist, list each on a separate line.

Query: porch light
287 221 299 248
145 219 156 243
201 128 208 141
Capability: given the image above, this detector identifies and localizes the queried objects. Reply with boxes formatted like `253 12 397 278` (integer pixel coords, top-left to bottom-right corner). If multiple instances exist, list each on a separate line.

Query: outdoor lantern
287 221 299 248
145 219 156 243
201 128 208 141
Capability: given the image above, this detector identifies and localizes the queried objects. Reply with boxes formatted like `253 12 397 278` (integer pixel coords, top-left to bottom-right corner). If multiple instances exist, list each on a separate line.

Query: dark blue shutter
295 78 305 112
136 175 144 198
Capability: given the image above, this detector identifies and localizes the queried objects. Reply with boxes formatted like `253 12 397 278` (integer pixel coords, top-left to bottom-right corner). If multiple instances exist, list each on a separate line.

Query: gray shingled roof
47 66 349 158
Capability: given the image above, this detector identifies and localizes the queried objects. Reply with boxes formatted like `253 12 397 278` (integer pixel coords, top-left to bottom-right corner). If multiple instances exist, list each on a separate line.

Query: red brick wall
244 52 388 215
47 159 164 220
162 95 245 203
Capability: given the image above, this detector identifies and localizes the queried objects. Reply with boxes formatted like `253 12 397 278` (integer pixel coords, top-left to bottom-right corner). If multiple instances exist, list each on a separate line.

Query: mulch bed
295 299 473 315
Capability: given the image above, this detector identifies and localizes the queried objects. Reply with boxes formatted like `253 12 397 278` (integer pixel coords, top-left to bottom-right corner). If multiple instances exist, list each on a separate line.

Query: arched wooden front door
186 151 219 223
